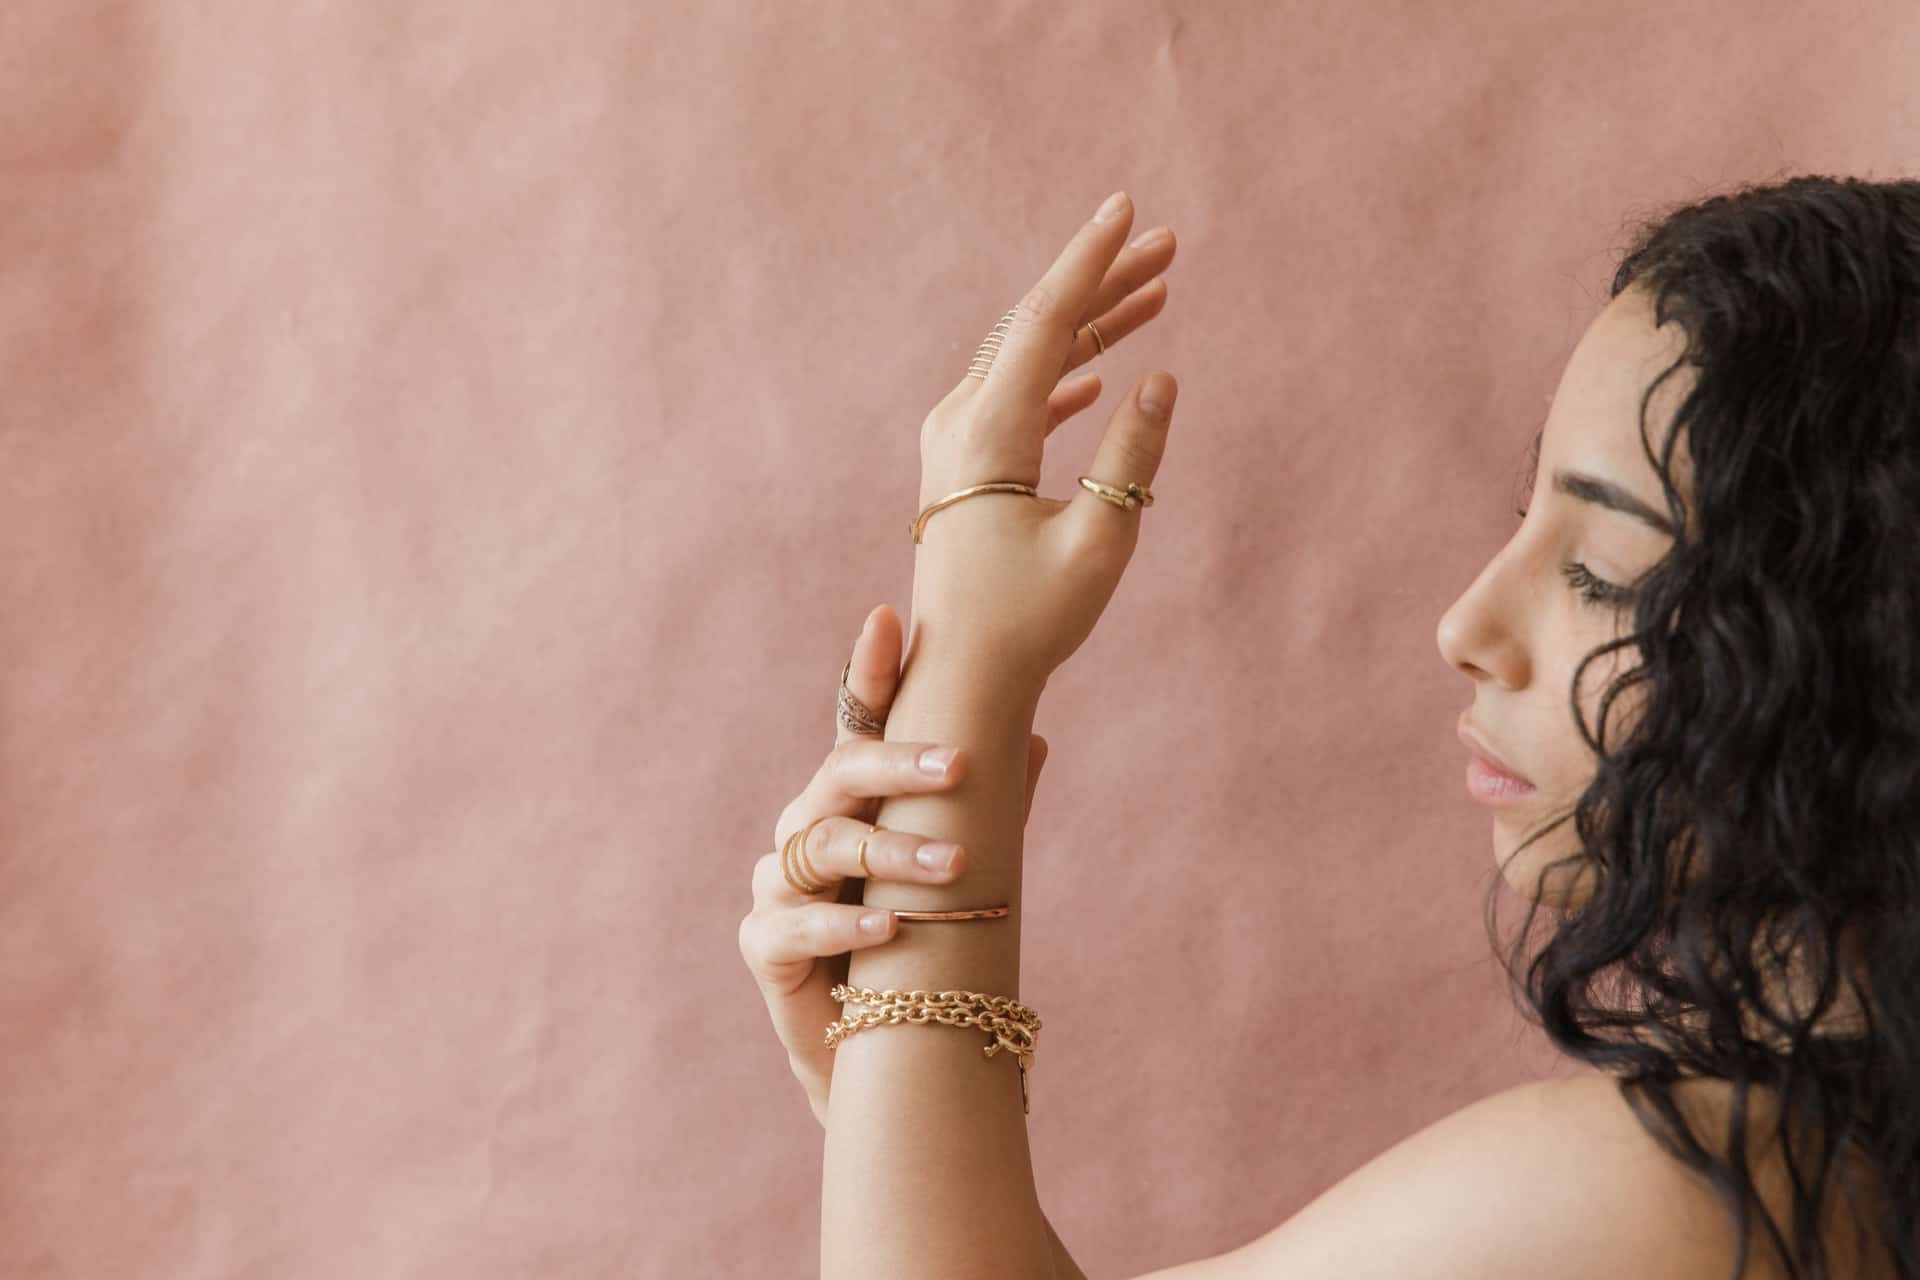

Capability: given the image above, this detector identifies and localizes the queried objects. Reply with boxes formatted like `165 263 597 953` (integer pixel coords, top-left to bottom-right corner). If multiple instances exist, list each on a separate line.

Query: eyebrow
1552 469 1674 536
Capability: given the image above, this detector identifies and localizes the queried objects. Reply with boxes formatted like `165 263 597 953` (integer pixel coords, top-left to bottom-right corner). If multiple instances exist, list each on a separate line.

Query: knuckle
751 852 783 903
799 903 839 952
863 829 900 876
772 798 805 848
802 816 835 865
822 738 861 782
1114 434 1160 475
1014 281 1058 327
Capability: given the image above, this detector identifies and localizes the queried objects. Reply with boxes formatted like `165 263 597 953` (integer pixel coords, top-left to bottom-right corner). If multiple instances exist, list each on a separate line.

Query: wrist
899 617 1048 709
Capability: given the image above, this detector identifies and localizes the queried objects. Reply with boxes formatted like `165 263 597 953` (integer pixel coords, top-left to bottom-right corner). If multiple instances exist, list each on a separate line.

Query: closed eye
1561 560 1631 608
1516 506 1635 609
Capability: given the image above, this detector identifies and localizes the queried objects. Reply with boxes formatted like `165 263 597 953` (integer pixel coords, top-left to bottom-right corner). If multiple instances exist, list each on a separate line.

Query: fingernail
859 610 875 642
859 910 893 936
1094 190 1129 223
1129 226 1169 249
918 747 957 777
1139 372 1176 417
916 843 961 871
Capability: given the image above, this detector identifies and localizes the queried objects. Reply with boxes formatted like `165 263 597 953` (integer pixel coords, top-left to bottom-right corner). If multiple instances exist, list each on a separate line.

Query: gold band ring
1077 476 1155 511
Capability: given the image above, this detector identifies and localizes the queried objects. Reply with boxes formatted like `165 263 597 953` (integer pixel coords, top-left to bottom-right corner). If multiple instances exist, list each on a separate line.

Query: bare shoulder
1128 1074 1772 1280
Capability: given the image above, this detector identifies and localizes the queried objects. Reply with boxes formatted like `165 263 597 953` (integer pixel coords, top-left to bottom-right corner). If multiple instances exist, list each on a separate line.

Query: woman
737 176 1916 1279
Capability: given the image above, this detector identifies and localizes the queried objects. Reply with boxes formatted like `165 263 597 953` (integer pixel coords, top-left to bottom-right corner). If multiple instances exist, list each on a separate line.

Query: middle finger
1077 225 1175 347
757 817 964 909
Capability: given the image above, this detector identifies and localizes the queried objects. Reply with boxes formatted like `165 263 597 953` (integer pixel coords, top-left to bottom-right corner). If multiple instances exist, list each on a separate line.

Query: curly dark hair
1487 174 1920 1280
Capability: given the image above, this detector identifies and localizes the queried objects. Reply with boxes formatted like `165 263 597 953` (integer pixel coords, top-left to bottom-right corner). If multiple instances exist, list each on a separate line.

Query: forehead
1541 286 1695 501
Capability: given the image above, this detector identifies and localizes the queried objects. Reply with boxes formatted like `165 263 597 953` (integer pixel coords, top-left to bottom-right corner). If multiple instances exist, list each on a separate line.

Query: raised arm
815 190 1180 1278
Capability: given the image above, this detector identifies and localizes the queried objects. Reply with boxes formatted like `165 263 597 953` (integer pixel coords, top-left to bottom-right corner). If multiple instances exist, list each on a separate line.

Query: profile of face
1436 285 1691 909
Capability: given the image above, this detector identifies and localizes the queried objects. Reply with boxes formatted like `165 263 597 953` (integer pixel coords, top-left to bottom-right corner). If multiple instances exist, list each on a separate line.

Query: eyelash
1514 506 1634 608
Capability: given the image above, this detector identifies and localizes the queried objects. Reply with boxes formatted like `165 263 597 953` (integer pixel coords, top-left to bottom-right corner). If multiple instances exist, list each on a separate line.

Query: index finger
976 190 1137 411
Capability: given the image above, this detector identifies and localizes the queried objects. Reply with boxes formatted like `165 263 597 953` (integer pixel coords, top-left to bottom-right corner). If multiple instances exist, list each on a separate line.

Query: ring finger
1060 274 1170 381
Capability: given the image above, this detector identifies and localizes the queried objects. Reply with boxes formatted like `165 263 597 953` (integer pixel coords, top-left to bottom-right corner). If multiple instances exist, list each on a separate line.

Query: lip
1451 717 1543 805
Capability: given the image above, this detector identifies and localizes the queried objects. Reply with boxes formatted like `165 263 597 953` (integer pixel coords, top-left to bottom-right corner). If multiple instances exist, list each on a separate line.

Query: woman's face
1436 286 1690 908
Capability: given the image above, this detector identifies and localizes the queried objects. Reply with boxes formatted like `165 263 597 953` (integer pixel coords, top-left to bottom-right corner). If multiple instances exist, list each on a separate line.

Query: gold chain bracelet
826 984 1042 1114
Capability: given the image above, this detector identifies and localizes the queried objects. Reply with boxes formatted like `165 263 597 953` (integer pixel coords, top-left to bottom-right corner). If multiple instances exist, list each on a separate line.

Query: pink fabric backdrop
1 3 1915 1276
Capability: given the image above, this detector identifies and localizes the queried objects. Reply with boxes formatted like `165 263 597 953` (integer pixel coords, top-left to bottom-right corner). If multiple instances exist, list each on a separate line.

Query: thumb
1022 734 1049 823
1067 372 1175 544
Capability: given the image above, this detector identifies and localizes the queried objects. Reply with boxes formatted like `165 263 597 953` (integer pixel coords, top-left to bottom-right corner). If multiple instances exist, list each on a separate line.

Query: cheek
1574 644 1651 744
1570 638 1647 753
1508 643 1647 911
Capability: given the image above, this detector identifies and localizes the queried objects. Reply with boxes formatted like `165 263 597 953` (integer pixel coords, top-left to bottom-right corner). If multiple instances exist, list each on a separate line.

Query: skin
1435 283 1691 911
1437 283 1872 1048
738 205 1888 1276
1436 283 1887 1274
739 192 1174 1277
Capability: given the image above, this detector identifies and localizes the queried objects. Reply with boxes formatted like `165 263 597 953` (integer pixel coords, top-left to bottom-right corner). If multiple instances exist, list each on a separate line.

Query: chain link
825 984 1042 1114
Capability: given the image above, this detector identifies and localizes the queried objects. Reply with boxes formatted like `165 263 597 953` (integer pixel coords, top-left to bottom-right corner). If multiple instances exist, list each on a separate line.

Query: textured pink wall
1 3 1916 1277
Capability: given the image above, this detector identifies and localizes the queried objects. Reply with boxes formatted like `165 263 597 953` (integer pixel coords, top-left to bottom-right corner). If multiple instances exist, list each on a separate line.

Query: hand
909 191 1179 683
737 603 1048 1128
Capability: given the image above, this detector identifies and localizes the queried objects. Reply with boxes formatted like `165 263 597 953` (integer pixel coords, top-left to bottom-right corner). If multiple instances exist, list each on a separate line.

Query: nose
1435 546 1530 690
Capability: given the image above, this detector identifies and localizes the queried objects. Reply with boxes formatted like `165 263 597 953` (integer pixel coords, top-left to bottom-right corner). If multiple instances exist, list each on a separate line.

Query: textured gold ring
838 658 886 737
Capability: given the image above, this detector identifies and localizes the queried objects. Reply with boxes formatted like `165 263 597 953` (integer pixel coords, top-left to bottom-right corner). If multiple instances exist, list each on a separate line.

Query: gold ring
780 829 816 894
1077 475 1155 511
857 825 876 878
838 658 886 737
782 816 839 895
966 306 1019 380
781 827 829 895
1083 321 1106 356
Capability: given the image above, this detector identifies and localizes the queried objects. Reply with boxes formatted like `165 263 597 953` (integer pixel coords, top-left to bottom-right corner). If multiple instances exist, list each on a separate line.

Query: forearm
819 641 1055 1278
815 1108 1083 1277
816 1121 1084 1278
